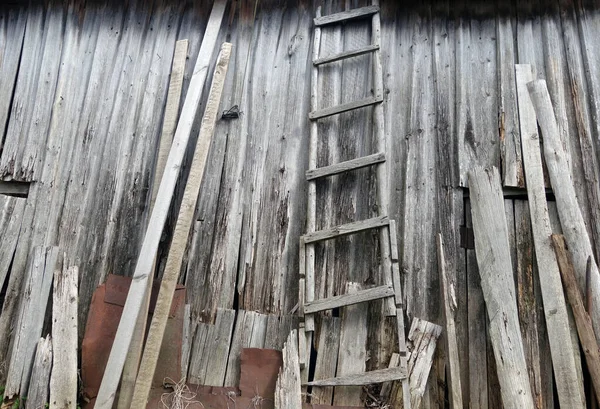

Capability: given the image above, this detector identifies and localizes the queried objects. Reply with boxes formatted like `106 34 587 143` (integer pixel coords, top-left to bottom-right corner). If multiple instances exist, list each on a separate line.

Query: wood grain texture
275 330 302 409
311 316 340 405
314 44 379 66
552 234 600 402
303 215 388 243
468 166 535 409
307 366 407 386
50 265 78 409
25 336 52 409
516 64 584 409
305 285 394 314
314 5 379 27
306 152 385 181
309 95 383 120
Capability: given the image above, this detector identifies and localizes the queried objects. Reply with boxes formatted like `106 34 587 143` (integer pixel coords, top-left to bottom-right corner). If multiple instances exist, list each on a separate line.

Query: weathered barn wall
0 0 599 407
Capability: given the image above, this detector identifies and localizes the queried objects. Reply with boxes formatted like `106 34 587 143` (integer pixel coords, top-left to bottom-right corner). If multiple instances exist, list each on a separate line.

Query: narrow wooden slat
94 3 227 407
50 266 78 409
131 42 232 407
181 304 191 380
311 316 341 404
552 234 600 402
309 96 383 120
303 215 389 244
313 44 379 66
516 64 585 408
25 336 52 409
388 220 402 305
379 353 400 400
314 5 379 27
306 152 385 181
306 367 407 386
275 330 302 409
305 285 394 314
468 166 536 409
437 234 463 409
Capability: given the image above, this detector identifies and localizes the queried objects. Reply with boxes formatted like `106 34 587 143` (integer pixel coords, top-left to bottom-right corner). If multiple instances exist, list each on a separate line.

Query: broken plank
305 285 393 314
552 234 600 402
50 265 78 409
25 336 52 409
309 96 383 120
313 44 379 66
436 234 463 409
468 166 535 409
311 316 341 405
314 5 379 27
527 79 600 341
516 64 585 409
130 42 232 407
93 2 227 407
0 181 29 197
306 152 385 181
275 330 302 409
306 366 407 387
303 216 388 244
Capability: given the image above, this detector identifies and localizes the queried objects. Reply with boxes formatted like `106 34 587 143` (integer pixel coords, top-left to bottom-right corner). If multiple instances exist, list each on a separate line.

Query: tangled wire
160 378 203 409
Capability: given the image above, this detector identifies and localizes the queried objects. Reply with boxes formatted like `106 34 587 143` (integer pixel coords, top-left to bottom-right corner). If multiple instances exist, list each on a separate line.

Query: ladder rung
305 285 394 314
314 5 380 27
306 152 386 181
303 215 389 243
314 44 379 66
304 366 407 386
309 96 383 120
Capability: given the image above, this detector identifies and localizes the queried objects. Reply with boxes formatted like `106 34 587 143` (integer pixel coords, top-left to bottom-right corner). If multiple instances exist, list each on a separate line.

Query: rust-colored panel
239 348 282 400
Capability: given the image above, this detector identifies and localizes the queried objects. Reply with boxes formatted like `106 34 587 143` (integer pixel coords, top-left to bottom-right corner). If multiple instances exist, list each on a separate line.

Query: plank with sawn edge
309 96 383 120
306 152 385 180
304 284 394 314
302 215 389 243
314 44 379 66
305 366 407 386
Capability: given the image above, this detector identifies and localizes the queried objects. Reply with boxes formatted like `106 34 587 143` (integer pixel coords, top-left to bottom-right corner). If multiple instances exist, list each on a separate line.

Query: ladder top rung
306 152 386 181
314 5 380 27
314 44 380 66
309 96 383 120
304 366 407 386
303 215 389 244
304 285 394 314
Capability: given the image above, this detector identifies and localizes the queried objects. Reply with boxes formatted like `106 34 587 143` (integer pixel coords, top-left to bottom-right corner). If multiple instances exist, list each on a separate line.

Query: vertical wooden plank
517 63 582 409
201 309 236 387
50 265 78 409
312 316 341 405
181 304 191 380
0 197 25 293
407 318 443 409
334 282 367 406
469 166 535 409
25 336 52 409
275 330 302 409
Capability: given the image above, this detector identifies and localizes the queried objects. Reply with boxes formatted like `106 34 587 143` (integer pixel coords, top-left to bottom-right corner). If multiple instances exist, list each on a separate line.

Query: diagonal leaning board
515 64 585 409
94 2 227 408
130 42 232 407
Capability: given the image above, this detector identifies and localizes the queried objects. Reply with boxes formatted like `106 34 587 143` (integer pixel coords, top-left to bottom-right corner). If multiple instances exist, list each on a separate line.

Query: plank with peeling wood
407 318 443 409
25 336 52 409
314 5 379 27
305 285 394 314
309 96 383 120
552 234 600 402
303 216 388 244
527 80 600 340
468 166 535 409
516 64 585 409
314 44 379 66
4 247 59 401
306 152 385 181
50 265 78 409
130 42 231 408
437 234 463 409
93 3 227 407
307 366 407 387
275 331 302 409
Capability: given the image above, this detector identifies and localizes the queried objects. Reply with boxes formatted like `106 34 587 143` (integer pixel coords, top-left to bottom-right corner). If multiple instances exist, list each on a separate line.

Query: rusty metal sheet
239 348 282 400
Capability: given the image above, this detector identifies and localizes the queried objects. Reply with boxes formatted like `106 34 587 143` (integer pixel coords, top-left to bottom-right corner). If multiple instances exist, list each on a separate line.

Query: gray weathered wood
305 285 393 314
468 166 535 409
436 234 463 409
380 353 400 401
309 96 383 120
94 3 227 407
311 316 340 405
50 265 78 409
130 42 231 407
181 304 191 380
527 79 600 340
25 336 53 409
314 44 379 66
4 246 59 401
314 5 379 27
334 282 367 406
516 64 585 409
307 366 407 387
275 330 302 409
0 197 25 293
118 38 189 409
303 215 388 244
407 318 443 409
0 182 29 197
306 152 385 181
552 234 600 402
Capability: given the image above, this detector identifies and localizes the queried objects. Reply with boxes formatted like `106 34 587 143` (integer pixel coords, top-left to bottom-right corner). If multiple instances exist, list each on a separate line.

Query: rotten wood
275 330 302 409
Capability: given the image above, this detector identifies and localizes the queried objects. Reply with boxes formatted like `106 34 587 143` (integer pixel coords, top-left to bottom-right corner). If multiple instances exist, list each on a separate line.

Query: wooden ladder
299 1 411 407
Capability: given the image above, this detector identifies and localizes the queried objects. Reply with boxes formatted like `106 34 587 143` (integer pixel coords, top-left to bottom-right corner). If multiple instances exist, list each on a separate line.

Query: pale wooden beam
25 336 52 409
275 330 302 409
